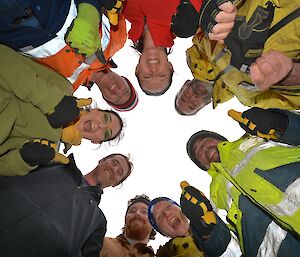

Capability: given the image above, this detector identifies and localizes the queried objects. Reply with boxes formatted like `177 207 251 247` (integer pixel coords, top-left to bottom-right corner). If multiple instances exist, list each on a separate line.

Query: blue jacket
0 0 107 50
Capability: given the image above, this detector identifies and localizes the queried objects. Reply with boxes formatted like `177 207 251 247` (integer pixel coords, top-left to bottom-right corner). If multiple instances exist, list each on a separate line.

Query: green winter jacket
0 45 73 176
209 133 300 254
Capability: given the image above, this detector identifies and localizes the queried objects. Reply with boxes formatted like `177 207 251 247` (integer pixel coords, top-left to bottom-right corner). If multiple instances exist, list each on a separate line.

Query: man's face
125 202 153 241
93 71 132 105
136 47 173 94
153 201 190 238
176 79 212 115
193 137 221 169
76 110 121 144
96 155 130 187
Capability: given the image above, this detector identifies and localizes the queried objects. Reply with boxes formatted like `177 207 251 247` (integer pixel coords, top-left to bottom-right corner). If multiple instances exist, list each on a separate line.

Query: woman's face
136 47 173 95
153 201 190 238
76 109 122 143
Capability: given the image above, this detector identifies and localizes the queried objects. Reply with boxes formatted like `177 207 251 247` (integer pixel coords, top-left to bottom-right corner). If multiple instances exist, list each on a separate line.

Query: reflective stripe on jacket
24 0 127 91
209 135 300 256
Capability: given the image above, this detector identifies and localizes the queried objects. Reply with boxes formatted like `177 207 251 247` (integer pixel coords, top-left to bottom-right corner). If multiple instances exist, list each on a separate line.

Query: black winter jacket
0 154 107 257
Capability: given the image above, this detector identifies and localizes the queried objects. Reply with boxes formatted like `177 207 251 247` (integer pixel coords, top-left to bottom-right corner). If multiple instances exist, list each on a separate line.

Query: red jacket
123 0 202 47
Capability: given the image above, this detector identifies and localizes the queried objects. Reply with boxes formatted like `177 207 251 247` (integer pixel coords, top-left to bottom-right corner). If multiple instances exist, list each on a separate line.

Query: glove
171 0 200 38
20 140 69 167
106 0 125 26
198 0 232 36
65 3 101 56
180 181 216 238
228 108 289 140
223 2 275 71
47 96 92 128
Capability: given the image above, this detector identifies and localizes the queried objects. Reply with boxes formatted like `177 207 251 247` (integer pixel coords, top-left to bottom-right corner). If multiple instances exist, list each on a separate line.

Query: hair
136 68 174 96
186 130 228 171
101 153 133 186
101 109 124 144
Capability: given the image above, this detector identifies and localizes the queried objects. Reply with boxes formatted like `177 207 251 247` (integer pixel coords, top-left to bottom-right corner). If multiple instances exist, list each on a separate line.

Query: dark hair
101 109 124 143
136 68 174 96
186 130 227 171
101 153 133 186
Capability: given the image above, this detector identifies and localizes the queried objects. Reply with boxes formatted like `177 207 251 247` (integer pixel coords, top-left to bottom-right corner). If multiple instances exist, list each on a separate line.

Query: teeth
105 170 111 180
111 84 117 90
170 217 177 227
148 59 159 64
91 122 94 132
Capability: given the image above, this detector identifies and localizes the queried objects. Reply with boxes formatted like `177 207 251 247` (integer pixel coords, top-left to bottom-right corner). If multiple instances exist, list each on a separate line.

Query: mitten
228 107 288 140
171 0 200 38
47 96 91 128
106 0 125 26
65 3 101 56
180 181 216 238
20 140 69 167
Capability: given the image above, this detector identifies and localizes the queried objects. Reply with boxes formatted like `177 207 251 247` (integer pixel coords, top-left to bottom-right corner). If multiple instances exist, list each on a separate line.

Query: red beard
125 218 151 241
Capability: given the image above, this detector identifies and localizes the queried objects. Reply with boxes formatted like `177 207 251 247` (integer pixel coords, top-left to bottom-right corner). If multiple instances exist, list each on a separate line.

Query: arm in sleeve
81 215 107 257
274 109 300 145
0 45 69 114
0 149 36 176
192 215 242 257
75 0 116 13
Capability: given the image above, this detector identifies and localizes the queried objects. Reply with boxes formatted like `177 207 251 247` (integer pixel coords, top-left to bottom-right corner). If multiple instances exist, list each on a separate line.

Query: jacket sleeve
0 149 36 176
0 45 70 115
272 109 300 145
75 0 116 12
81 213 107 257
192 215 242 257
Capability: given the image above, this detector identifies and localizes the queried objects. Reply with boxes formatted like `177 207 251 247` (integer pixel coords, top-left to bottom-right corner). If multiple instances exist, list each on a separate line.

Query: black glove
198 0 232 36
224 2 275 71
228 107 289 140
47 96 92 128
180 181 216 238
171 0 200 38
20 141 55 167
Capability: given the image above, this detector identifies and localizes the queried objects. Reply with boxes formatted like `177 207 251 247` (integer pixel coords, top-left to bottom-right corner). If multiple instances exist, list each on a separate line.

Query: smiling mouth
147 59 159 64
84 120 93 132
110 83 117 91
105 169 114 181
170 217 180 229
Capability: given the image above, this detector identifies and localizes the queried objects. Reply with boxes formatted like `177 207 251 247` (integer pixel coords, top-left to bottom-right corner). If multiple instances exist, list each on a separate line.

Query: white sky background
71 23 248 251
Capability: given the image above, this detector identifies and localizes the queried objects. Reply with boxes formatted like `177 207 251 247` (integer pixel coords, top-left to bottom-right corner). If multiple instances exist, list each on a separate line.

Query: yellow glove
106 0 125 26
228 108 288 140
180 181 216 238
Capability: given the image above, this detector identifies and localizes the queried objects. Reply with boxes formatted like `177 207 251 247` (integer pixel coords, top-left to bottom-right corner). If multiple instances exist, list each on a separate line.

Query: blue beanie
148 197 180 236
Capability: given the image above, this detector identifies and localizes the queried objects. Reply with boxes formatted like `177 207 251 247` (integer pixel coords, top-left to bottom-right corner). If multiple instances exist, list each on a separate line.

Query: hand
47 96 92 128
250 50 294 91
180 181 216 238
20 140 69 167
208 2 237 43
106 0 125 26
65 3 101 56
228 107 289 140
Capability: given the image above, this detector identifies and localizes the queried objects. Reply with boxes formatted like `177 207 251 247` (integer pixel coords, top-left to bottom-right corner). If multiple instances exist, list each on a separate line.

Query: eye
104 113 111 124
104 129 112 139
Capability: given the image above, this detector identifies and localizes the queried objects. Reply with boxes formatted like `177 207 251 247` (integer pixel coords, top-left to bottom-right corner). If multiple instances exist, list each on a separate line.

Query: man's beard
125 219 151 241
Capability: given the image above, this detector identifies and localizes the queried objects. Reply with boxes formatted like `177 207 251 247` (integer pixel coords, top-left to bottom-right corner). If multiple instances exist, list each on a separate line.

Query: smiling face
93 70 132 105
96 154 130 187
153 201 190 238
175 79 213 115
125 202 153 241
193 137 221 170
76 109 122 144
136 47 173 95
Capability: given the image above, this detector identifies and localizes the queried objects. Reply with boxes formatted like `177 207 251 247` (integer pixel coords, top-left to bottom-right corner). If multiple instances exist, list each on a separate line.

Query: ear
135 64 139 76
168 62 174 72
